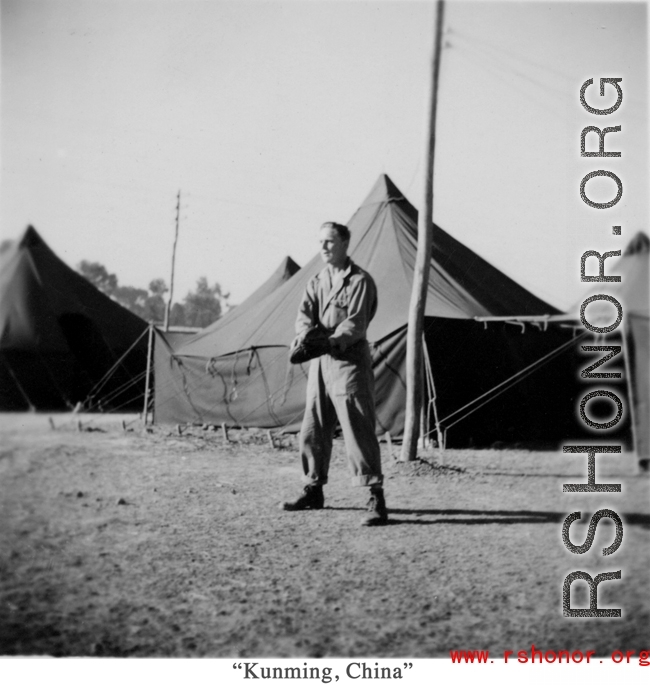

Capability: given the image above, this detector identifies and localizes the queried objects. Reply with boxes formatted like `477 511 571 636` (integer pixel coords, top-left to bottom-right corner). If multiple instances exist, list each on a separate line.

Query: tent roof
176 174 559 358
352 174 561 322
0 225 147 352
175 255 300 349
480 231 650 327
232 254 300 315
624 231 650 257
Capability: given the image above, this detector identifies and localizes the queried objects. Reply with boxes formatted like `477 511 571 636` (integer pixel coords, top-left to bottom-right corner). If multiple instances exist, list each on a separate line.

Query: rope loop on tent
219 347 307 427
255 348 281 425
246 348 257 375
196 346 293 425
205 356 239 424
175 359 206 423
280 354 297 407
229 349 243 402
505 320 526 334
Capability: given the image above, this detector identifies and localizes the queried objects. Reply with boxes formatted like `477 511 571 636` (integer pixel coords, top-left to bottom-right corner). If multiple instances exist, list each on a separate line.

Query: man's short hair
320 221 350 243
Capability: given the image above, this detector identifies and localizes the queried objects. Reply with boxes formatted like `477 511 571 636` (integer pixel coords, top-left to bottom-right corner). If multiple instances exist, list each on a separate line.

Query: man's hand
289 327 331 365
328 337 343 356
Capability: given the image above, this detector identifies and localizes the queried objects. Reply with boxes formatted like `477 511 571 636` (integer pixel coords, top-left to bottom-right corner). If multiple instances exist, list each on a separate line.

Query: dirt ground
0 412 648 658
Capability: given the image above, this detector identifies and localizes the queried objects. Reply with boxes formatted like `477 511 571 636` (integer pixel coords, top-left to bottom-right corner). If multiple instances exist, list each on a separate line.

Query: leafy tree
76 261 228 328
169 302 187 327
149 279 168 297
113 285 148 318
78 261 118 296
0 239 13 255
182 277 228 328
143 279 168 323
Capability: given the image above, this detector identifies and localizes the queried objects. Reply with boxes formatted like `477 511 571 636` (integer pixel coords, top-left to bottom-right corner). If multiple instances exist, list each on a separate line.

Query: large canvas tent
0 226 149 411
154 254 300 350
154 174 594 447
219 255 300 326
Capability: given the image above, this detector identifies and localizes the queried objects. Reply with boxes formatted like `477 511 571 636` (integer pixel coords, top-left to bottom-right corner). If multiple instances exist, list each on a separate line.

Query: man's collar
322 258 353 312
326 257 352 279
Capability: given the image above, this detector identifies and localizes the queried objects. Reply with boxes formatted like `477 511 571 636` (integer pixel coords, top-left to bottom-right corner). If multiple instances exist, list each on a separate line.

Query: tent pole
419 369 427 451
142 324 154 425
164 189 181 332
400 0 445 462
422 333 444 457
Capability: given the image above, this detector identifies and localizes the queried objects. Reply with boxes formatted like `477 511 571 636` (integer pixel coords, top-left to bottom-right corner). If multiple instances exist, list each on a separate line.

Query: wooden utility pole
400 0 445 462
164 190 181 332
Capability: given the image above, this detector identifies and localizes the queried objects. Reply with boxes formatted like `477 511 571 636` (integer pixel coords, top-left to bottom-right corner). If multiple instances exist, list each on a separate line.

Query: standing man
281 221 388 526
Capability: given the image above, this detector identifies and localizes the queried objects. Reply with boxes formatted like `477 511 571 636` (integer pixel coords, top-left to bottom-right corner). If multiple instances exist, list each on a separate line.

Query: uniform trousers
299 341 383 487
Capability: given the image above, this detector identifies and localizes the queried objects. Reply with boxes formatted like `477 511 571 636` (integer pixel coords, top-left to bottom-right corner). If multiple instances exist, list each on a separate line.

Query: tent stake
401 0 445 462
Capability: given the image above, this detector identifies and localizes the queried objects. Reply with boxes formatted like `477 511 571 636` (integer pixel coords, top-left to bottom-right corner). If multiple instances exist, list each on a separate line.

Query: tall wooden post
164 189 181 332
142 323 154 425
400 0 445 462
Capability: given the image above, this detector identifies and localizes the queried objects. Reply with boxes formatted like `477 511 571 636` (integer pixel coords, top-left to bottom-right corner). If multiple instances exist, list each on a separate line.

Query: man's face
319 226 348 268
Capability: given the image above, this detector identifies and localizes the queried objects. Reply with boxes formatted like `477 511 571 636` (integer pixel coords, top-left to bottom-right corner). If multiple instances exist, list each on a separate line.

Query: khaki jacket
296 259 377 353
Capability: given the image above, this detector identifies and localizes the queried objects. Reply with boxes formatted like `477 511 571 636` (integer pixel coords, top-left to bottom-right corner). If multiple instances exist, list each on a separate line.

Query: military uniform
296 258 383 487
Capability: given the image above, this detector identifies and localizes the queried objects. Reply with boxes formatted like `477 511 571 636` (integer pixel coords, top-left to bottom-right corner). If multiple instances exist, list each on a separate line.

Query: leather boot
362 486 388 526
281 484 324 511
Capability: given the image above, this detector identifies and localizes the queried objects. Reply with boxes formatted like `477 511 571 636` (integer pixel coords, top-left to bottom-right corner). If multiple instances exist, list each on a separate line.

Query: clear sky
2 0 648 310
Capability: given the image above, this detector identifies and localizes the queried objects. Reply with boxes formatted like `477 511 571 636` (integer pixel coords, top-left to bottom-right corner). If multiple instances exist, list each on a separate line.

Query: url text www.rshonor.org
450 647 650 665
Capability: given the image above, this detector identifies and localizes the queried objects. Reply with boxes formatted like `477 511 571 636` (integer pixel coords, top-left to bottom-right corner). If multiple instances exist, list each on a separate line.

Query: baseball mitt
289 327 332 364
